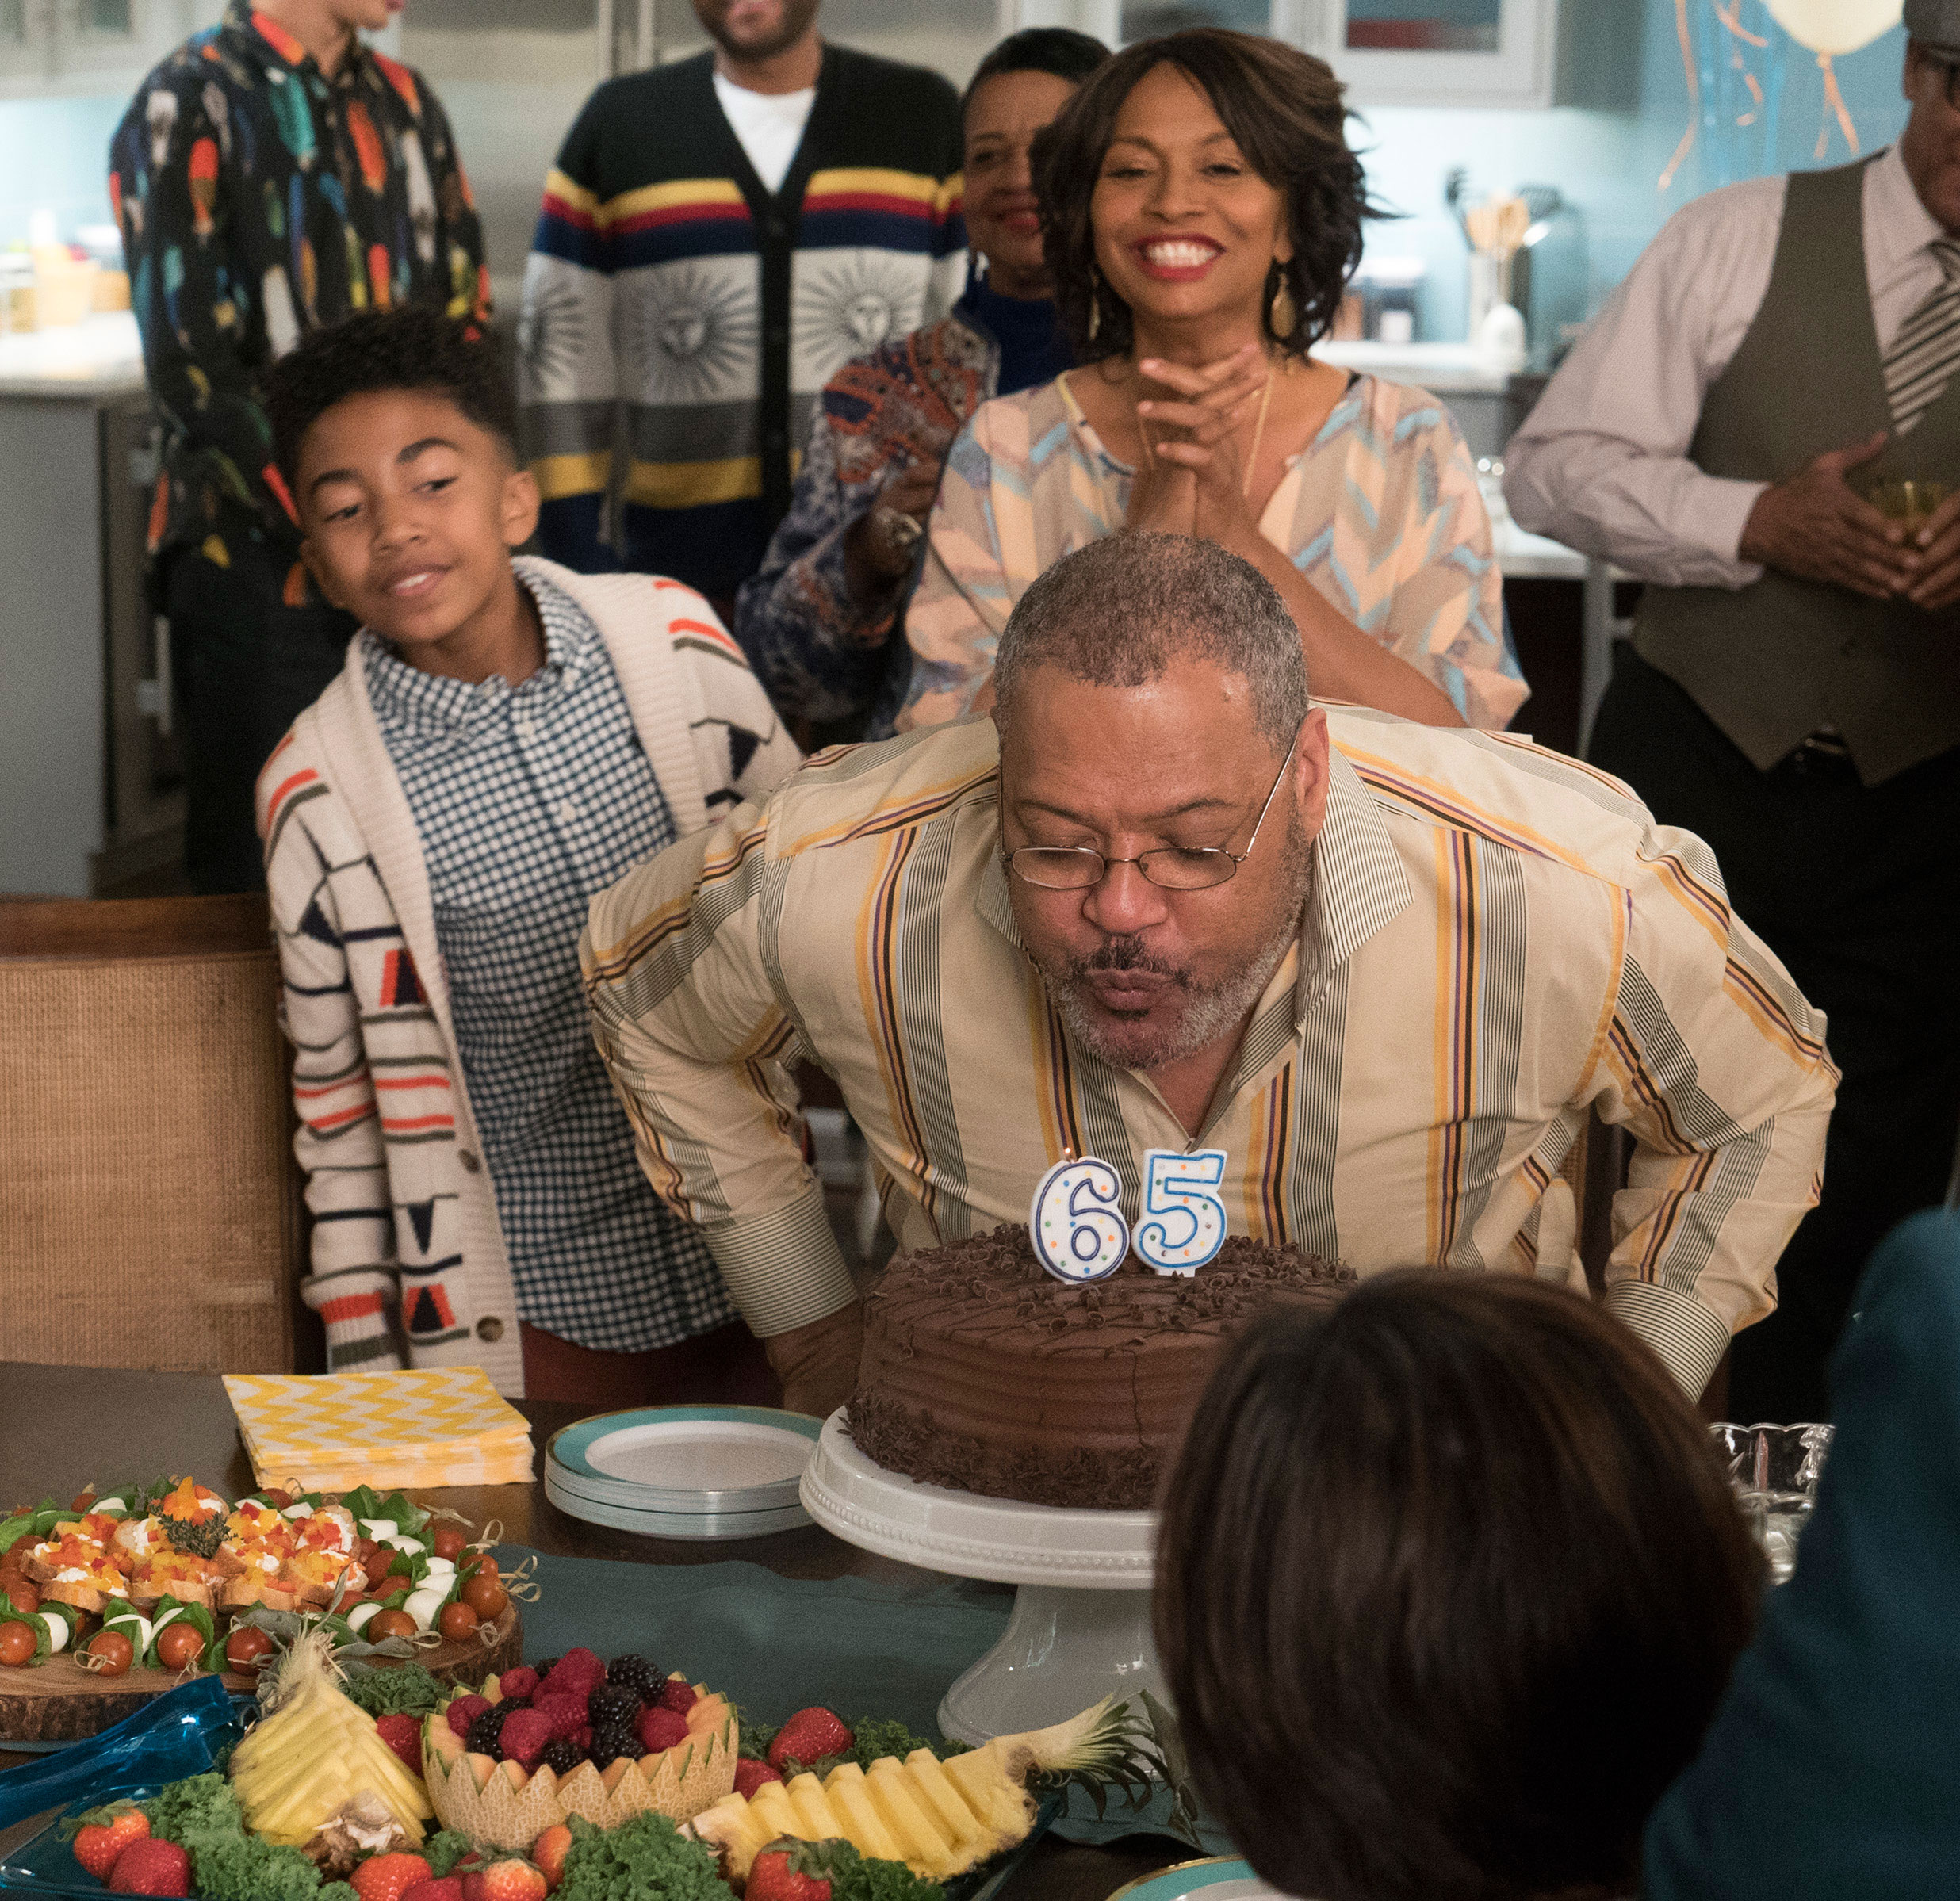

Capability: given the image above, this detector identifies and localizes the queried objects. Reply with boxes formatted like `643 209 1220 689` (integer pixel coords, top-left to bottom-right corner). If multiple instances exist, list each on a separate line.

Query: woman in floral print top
109 0 488 893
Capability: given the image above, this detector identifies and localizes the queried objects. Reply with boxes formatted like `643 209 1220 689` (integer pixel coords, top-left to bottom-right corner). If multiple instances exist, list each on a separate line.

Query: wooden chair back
0 895 308 1375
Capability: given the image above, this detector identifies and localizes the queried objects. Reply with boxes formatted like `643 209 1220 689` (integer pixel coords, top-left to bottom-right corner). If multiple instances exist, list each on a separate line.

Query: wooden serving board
0 1605 522 1746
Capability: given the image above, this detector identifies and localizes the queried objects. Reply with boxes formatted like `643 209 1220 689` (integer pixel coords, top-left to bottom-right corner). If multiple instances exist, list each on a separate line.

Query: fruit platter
1 1478 524 1746
0 1630 1166 1901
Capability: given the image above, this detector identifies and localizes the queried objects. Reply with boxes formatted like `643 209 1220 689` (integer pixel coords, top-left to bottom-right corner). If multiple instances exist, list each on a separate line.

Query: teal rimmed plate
1103 1859 1285 1901
542 1468 812 1541
545 1405 821 1511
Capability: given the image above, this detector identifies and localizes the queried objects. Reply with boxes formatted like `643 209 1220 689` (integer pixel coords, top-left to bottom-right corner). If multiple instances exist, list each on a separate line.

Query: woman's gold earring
1269 270 1297 340
1087 271 1101 341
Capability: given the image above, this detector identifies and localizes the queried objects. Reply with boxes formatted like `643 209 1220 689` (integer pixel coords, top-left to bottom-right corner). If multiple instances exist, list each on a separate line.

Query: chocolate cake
847 1227 1353 1509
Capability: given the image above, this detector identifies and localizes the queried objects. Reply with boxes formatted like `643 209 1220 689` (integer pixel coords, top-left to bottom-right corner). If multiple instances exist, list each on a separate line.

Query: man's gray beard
1037 828 1311 1074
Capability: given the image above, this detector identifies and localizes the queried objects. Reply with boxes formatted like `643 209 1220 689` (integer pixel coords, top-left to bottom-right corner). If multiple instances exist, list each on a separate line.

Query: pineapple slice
689 1697 1158 1886
818 1764 906 1864
783 1773 851 1840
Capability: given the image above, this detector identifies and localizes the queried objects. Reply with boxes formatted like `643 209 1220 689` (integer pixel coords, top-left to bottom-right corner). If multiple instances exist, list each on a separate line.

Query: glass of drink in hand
1865 477 1950 540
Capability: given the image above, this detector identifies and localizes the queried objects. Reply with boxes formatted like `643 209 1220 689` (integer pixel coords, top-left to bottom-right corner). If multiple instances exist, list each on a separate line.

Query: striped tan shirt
582 707 1836 1396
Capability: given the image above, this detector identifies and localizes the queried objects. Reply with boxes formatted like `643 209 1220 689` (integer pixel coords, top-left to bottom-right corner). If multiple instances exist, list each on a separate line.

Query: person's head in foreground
1034 27 1368 362
1158 1273 1764 1901
993 532 1322 1083
266 306 538 680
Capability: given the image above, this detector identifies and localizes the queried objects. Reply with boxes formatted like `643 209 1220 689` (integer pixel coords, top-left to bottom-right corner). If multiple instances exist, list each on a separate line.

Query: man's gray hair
992 533 1310 750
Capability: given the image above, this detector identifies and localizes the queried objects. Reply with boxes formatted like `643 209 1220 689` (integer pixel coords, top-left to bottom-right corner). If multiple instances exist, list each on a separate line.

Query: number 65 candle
1028 1149 1233 1281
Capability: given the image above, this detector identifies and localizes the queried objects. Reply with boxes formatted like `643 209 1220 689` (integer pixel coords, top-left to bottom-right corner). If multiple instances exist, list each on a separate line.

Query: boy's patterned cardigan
255 557 801 1394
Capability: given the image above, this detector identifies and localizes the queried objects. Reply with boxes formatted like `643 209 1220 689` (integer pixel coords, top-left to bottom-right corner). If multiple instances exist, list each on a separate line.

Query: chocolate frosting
848 1228 1352 1509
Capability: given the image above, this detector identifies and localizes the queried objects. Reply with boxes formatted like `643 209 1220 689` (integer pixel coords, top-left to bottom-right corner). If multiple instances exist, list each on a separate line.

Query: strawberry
530 1826 572 1892
70 1803 150 1884
734 1758 783 1798
636 1705 689 1754
462 1858 547 1901
657 1677 699 1714
446 1693 492 1738
376 1713 424 1778
532 1693 587 1742
350 1853 434 1901
496 1666 540 1701
498 1708 553 1768
107 1838 192 1896
746 1838 839 1901
768 1708 855 1773
399 1882 466 1901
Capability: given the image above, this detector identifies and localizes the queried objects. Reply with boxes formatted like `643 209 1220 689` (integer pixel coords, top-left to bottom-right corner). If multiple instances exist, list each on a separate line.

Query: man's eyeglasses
1003 732 1300 893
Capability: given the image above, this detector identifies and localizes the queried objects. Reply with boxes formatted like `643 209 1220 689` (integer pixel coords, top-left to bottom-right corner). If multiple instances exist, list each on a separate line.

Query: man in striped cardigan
257 307 800 1401
518 0 965 606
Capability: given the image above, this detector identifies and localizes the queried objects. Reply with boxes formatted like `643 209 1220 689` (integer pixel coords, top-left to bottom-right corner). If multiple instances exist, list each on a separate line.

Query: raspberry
496 1666 540 1702
534 1692 587 1742
446 1694 492 1739
539 1647 604 1699
637 1705 689 1754
497 1708 553 1769
657 1677 699 1715
538 1737 586 1777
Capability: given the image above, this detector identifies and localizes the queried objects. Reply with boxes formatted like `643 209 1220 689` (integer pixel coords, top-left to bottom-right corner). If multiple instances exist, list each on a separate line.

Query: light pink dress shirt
1503 144 1945 589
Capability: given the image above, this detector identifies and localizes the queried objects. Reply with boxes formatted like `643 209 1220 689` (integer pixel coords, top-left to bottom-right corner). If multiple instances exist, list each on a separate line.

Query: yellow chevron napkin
224 1366 534 1493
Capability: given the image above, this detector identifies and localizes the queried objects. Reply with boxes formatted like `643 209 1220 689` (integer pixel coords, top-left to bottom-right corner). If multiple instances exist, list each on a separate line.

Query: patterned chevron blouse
110 2 488 572
897 370 1529 732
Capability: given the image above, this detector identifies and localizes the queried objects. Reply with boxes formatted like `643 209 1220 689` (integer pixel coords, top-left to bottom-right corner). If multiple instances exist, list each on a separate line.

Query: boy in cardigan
256 307 801 1400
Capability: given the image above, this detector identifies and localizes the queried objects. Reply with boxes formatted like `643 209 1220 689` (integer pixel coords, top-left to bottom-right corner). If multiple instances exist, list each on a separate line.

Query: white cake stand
800 1411 1167 1743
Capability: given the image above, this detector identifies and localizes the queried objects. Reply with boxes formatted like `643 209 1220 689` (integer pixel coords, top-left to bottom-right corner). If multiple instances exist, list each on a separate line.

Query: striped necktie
1884 235 1960 434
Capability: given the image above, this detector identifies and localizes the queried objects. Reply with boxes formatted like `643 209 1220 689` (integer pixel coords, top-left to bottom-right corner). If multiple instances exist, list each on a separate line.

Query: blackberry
588 1685 640 1729
606 1654 664 1704
465 1706 511 1761
539 1738 586 1777
588 1723 642 1769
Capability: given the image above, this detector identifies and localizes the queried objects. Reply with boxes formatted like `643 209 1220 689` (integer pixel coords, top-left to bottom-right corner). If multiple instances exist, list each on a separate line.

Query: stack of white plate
544 1405 821 1540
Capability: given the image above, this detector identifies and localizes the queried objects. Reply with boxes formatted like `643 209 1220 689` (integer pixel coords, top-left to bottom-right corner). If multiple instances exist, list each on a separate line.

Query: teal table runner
495 1547 1215 1850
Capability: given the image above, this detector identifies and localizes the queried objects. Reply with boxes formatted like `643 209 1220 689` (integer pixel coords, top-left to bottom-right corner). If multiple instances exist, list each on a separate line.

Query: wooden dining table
0 1364 1193 1901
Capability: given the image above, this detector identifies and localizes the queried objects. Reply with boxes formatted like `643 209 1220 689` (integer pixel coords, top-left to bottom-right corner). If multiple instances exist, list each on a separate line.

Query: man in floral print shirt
110 0 488 893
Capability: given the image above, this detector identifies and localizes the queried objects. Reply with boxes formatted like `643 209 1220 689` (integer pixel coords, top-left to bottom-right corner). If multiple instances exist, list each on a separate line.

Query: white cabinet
1007 0 1610 112
0 0 205 98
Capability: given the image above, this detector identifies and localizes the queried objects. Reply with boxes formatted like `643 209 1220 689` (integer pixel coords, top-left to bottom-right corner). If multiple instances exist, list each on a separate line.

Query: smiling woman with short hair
897 28 1529 736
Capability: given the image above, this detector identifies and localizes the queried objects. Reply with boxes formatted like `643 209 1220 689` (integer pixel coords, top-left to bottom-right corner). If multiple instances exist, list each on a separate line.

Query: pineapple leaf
1138 1693 1205 1848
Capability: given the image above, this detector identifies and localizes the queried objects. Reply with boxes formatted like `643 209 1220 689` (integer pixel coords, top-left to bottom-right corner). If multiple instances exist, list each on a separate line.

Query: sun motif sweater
519 44 965 601
255 559 799 1394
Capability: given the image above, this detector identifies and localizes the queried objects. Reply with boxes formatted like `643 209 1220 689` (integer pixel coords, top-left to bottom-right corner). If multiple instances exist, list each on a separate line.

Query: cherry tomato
367 1608 418 1641
4 1577 39 1614
0 1623 36 1667
224 1625 275 1673
457 1547 493 1578
156 1623 205 1672
436 1601 480 1643
431 1525 466 1562
363 1547 398 1590
460 1573 508 1622
71 1492 97 1512
262 1490 292 1509
85 1631 133 1676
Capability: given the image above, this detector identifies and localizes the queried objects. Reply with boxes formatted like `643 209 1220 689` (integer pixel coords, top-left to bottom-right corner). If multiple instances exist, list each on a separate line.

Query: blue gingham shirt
363 569 733 1352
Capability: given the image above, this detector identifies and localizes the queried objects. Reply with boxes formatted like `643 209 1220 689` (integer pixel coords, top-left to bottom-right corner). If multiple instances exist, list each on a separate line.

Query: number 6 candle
1029 1155 1129 1283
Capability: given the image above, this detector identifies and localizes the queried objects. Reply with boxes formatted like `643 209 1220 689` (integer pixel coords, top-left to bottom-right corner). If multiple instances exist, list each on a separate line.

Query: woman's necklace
1135 354 1281 502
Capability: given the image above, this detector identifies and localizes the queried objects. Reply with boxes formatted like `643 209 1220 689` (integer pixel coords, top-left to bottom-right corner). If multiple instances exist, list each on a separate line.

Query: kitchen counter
0 312 146 399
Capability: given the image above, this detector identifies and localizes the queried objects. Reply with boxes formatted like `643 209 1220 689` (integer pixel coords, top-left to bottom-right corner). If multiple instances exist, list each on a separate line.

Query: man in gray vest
1505 0 1960 1424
